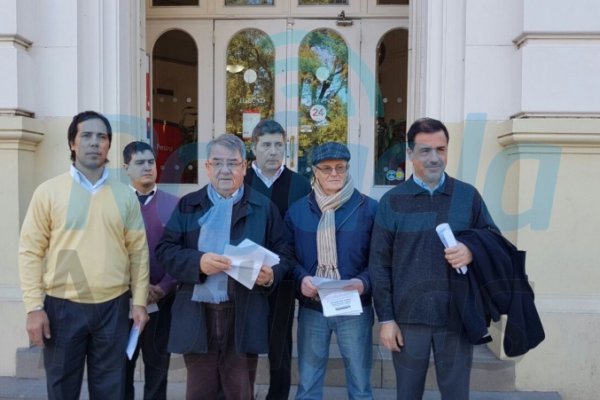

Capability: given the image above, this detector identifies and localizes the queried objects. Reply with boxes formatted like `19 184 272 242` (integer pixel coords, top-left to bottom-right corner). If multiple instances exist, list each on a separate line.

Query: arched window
152 29 198 184
373 28 408 185
297 28 348 178
225 28 275 157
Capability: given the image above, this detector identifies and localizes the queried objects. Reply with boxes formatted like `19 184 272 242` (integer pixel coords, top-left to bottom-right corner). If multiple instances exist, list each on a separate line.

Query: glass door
288 19 362 184
214 19 362 186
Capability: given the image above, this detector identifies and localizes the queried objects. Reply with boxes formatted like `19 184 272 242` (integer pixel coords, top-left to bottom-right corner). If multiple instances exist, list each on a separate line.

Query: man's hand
200 253 232 275
26 310 51 347
256 265 274 287
148 284 166 304
300 276 318 298
131 305 149 333
444 241 473 270
343 278 364 295
380 321 404 352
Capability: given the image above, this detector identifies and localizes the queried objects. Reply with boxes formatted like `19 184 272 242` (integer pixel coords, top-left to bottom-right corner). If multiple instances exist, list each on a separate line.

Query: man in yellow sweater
18 111 150 400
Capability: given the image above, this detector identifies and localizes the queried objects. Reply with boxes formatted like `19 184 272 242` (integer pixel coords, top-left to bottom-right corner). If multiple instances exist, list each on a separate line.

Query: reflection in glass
152 30 198 184
226 29 275 157
374 29 408 186
225 0 274 4
299 0 348 4
377 0 409 4
152 0 198 6
298 29 348 178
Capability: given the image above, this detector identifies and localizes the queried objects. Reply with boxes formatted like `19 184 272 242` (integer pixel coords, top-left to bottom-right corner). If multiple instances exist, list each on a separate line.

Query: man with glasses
244 119 311 400
284 142 378 399
156 134 291 399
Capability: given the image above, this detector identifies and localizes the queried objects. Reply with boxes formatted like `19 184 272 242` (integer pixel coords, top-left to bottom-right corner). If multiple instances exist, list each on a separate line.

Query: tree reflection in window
225 0 274 5
226 29 275 157
298 28 348 178
298 0 348 4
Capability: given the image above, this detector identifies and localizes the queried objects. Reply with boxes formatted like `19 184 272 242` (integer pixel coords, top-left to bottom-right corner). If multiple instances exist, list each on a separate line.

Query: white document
238 238 280 267
223 244 264 289
435 223 468 274
312 277 363 317
146 302 159 314
126 325 140 360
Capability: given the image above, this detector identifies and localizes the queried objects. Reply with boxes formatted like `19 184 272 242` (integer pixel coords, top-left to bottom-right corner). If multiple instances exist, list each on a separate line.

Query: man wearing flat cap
284 142 378 399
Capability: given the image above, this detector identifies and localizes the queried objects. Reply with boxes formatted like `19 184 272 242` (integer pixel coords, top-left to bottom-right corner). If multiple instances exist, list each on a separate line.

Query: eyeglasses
207 160 244 170
314 164 348 175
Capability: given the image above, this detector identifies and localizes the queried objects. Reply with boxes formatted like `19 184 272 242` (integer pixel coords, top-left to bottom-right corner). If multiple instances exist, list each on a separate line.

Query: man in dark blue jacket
156 134 290 399
285 142 378 400
369 118 498 400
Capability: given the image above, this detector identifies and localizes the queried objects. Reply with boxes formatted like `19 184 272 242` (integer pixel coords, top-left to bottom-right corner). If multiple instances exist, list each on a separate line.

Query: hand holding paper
435 223 468 274
312 277 363 317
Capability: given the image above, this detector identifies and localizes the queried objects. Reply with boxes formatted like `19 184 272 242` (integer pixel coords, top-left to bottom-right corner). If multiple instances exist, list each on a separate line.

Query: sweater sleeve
368 194 396 322
18 187 51 313
124 194 150 307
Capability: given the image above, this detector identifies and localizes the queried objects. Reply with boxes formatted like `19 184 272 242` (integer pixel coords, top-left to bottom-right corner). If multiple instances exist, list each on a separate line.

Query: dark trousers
265 279 295 400
125 294 174 400
43 293 130 400
184 306 258 400
392 323 473 400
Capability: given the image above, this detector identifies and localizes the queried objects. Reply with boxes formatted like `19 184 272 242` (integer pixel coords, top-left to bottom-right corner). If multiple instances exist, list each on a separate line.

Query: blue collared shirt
69 164 109 194
412 173 446 194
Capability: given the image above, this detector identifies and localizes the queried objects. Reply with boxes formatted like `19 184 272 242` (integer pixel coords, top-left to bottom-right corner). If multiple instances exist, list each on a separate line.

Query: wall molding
0 108 35 118
513 31 600 49
497 117 600 154
535 295 600 315
0 116 44 151
0 34 33 50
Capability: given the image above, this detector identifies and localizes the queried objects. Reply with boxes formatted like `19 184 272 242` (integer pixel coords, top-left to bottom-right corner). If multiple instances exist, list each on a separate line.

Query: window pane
152 0 198 6
298 0 348 4
374 29 408 186
225 0 274 5
226 29 275 157
298 29 348 178
152 30 198 184
377 0 409 4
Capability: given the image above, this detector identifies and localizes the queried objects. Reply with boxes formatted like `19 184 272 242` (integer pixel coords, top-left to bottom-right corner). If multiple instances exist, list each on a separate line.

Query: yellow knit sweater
19 172 149 312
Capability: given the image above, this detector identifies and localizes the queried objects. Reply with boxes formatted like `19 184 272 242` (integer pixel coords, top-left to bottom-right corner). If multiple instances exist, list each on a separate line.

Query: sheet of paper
238 238 280 267
146 302 159 314
223 244 264 289
435 223 468 274
126 325 140 360
312 277 363 317
319 289 363 317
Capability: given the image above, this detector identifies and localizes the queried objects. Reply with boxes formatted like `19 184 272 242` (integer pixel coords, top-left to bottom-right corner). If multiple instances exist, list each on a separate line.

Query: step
0 377 562 400
254 341 515 392
16 341 515 391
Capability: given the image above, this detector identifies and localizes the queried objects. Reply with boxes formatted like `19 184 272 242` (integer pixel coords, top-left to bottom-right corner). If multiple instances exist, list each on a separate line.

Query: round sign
309 105 327 122
244 69 258 84
315 67 330 82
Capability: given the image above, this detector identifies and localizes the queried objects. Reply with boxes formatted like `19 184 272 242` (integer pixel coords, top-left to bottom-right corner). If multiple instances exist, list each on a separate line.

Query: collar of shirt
69 164 109 194
412 173 446 194
211 185 242 200
251 161 284 188
130 184 158 205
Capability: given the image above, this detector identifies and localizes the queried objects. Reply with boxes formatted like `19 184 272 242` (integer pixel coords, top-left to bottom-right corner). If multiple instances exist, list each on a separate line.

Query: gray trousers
392 323 473 400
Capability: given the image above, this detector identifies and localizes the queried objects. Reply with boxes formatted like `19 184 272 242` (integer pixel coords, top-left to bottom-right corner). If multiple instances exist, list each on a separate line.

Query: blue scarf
191 185 244 303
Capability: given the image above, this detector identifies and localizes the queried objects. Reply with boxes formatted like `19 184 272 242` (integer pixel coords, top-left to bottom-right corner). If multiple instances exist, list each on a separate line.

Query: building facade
1 1 599 398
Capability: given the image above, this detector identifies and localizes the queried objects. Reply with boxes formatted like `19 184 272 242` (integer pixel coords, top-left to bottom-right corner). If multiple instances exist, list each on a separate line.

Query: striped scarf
314 174 354 280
